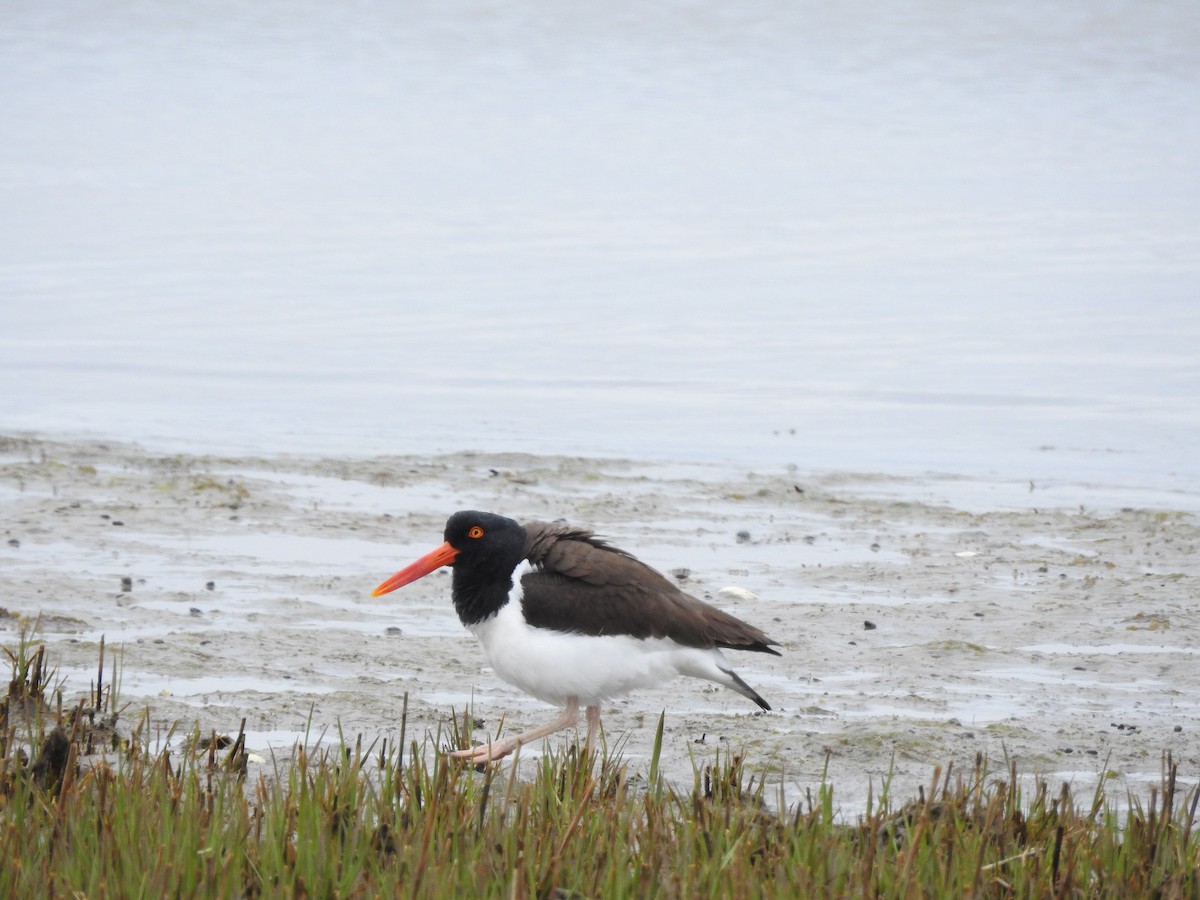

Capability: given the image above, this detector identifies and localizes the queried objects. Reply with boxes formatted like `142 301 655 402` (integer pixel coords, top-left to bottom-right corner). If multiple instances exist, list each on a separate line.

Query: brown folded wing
520 521 781 655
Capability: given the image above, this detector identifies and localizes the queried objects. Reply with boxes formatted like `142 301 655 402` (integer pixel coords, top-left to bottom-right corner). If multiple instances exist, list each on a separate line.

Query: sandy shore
1 434 1196 814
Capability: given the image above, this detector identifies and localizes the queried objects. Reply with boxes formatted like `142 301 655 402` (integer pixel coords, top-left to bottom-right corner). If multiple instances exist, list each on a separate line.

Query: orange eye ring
468 526 484 539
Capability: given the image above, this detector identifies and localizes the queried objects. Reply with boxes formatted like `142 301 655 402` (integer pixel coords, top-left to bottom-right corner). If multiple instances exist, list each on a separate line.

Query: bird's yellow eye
468 526 484 539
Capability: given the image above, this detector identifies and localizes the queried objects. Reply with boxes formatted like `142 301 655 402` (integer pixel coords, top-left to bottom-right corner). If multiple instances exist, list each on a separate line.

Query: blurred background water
2 0 1197 500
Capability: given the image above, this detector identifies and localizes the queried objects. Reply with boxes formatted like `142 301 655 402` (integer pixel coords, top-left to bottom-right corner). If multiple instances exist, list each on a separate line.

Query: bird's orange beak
372 541 460 597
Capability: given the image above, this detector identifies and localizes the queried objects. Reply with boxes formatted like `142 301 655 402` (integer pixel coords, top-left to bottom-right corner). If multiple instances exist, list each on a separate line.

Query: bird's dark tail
727 669 771 711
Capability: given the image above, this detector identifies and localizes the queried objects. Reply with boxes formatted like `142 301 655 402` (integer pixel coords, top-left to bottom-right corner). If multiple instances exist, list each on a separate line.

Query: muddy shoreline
1 434 1196 814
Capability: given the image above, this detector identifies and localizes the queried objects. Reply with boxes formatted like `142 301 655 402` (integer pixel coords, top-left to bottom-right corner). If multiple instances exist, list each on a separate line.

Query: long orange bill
372 541 460 597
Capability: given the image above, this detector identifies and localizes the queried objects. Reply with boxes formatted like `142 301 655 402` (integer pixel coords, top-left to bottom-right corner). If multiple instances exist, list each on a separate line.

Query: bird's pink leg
585 704 602 754
450 697 581 765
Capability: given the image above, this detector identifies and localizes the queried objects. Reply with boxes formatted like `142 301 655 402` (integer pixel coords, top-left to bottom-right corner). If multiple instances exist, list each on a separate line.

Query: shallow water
1 1 1197 505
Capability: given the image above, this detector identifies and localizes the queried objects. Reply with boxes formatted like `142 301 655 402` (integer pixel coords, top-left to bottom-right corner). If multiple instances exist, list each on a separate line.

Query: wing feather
519 521 780 654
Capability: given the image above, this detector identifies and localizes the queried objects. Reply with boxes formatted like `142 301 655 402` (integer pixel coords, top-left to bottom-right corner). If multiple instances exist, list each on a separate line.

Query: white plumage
469 562 747 708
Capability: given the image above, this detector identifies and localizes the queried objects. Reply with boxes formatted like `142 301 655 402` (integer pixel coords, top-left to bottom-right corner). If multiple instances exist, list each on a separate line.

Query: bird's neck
451 559 528 626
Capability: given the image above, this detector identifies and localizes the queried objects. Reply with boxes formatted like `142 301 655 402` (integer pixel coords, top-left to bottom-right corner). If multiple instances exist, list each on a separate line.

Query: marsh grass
2 636 1198 897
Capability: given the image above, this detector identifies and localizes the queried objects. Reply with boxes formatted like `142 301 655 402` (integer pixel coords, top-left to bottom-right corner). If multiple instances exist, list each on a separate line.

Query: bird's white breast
466 561 733 707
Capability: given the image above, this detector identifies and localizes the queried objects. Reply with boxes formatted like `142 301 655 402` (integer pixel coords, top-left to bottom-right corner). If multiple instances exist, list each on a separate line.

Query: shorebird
372 510 780 764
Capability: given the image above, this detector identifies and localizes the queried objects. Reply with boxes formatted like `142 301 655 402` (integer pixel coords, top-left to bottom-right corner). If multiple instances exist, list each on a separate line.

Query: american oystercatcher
373 510 781 764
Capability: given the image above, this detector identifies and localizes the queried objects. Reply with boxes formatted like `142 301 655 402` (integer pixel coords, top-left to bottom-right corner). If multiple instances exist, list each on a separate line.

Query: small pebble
189 607 202 617
206 581 216 590
735 530 751 544
385 626 403 636
863 620 877 630
6 538 18 548
1174 725 1183 733
120 576 133 592
717 586 758 603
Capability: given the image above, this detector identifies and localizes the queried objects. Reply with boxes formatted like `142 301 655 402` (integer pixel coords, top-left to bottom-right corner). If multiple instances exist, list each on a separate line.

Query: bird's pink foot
448 740 518 765
447 698 582 765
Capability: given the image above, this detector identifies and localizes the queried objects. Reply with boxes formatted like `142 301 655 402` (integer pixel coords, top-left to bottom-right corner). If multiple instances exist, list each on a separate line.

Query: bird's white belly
467 564 728 707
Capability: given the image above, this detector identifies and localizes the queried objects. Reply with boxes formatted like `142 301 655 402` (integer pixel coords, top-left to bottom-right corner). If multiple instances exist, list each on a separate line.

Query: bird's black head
443 510 526 569
371 510 528 625
443 510 528 624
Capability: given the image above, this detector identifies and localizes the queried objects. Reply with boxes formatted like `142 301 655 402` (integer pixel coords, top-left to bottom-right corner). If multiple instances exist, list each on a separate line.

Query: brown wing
519 521 781 654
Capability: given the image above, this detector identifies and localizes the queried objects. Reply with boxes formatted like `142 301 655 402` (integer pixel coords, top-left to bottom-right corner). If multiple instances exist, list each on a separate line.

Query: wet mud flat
1 434 1197 814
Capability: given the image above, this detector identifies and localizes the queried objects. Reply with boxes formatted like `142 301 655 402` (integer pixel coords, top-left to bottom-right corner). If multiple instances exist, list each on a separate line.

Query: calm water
2 1 1198 500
